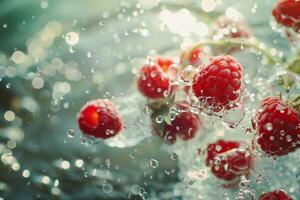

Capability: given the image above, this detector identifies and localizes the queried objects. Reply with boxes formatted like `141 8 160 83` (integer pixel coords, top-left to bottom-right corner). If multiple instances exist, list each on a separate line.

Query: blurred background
0 0 299 199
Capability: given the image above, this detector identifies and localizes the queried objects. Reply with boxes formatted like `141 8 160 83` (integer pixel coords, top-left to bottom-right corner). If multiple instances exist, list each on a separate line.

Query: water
0 0 299 199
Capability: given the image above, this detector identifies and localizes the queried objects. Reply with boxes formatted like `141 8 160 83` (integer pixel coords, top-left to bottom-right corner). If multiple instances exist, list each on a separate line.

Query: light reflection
159 9 208 38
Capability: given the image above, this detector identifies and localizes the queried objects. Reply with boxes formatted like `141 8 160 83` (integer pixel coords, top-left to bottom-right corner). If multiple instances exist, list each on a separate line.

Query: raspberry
181 47 202 66
137 57 173 99
192 55 243 112
259 190 293 200
272 0 300 33
152 102 200 144
253 97 300 156
213 15 251 39
205 140 252 181
77 99 122 139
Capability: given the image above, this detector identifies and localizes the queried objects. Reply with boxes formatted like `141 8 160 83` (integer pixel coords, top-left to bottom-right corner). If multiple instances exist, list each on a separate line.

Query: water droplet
215 145 222 152
65 32 79 45
163 89 170 97
80 136 87 144
170 152 178 160
66 129 75 138
155 116 163 124
102 183 113 193
5 83 11 89
87 51 92 58
286 135 292 142
106 159 111 168
181 65 195 82
79 170 87 178
264 122 273 131
105 129 114 136
149 159 159 168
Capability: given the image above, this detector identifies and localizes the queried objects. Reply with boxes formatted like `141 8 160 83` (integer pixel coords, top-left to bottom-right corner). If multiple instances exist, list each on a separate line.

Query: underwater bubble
22 170 30 178
66 129 75 138
155 116 163 124
65 32 79 45
4 111 15 122
75 159 84 168
149 159 159 168
170 152 178 160
102 183 113 193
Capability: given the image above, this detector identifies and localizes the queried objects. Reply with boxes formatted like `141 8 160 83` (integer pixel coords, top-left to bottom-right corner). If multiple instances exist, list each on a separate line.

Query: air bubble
149 159 159 168
66 129 75 138
84 171 88 178
87 51 92 58
65 32 79 45
80 136 87 144
155 116 163 124
102 183 113 193
170 152 178 160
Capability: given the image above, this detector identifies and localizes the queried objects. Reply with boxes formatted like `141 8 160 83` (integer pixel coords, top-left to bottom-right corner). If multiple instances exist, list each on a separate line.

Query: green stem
281 74 291 92
286 56 300 74
289 94 300 112
289 94 300 105
181 38 281 67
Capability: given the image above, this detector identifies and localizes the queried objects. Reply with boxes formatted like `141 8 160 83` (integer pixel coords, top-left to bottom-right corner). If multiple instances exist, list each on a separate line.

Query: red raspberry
259 190 293 200
137 57 173 99
181 47 202 66
77 99 122 139
272 0 300 33
253 97 300 156
214 15 251 39
152 102 200 144
205 140 252 181
192 55 243 113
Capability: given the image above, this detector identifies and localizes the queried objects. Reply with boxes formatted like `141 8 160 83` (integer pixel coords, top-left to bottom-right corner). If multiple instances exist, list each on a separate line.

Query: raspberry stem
286 55 300 74
289 94 300 111
181 38 281 67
